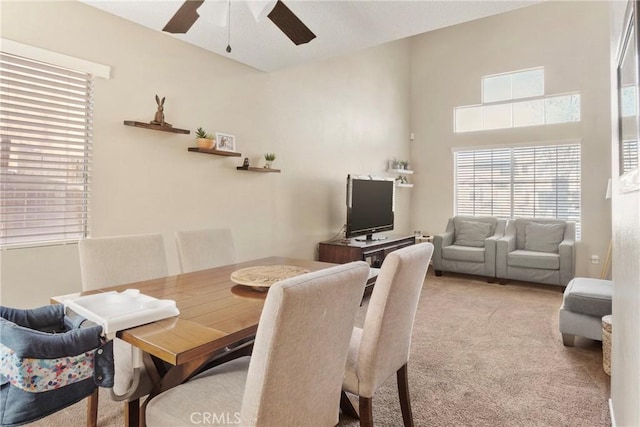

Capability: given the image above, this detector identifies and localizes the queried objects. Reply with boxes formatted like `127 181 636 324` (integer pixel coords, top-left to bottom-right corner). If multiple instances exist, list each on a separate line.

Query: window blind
621 139 639 172
455 143 581 238
1 52 93 247
455 148 512 218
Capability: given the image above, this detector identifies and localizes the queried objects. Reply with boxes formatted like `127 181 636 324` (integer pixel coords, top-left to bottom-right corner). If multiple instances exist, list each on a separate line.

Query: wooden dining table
54 256 344 426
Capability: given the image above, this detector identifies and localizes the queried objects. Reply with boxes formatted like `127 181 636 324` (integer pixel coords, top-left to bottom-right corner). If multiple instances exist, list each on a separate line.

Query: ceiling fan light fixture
163 0 315 49
196 0 229 27
246 0 278 22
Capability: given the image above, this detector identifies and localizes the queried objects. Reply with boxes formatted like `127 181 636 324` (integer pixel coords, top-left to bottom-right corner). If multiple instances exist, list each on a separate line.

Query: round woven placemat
230 265 310 288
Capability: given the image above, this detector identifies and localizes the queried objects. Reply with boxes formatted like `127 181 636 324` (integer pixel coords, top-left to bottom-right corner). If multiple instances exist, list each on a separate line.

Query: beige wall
1 1 638 423
609 1 640 425
409 1 612 278
0 1 412 307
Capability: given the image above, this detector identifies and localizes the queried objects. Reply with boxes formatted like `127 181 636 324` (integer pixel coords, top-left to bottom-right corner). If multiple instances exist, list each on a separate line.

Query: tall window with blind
0 52 93 247
454 143 581 238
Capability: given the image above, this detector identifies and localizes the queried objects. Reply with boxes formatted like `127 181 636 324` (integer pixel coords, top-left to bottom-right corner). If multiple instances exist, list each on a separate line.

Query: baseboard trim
609 398 616 427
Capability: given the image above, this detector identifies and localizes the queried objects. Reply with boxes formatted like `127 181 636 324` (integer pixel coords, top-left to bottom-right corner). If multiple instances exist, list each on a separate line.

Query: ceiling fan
163 0 316 46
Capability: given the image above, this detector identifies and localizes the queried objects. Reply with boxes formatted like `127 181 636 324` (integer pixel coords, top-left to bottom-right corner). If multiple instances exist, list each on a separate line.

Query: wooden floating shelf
123 121 190 134
188 147 242 157
236 167 281 173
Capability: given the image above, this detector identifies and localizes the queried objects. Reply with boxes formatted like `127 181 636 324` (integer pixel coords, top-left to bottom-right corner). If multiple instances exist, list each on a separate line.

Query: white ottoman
558 278 613 346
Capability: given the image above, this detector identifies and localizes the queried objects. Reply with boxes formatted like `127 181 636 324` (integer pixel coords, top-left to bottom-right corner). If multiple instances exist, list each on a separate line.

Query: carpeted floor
28 272 611 426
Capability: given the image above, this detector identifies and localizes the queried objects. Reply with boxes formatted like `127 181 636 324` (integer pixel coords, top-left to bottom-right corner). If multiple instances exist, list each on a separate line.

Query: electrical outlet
591 255 600 264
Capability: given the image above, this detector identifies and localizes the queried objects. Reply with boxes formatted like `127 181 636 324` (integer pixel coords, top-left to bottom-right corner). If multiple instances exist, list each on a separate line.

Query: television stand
318 235 416 269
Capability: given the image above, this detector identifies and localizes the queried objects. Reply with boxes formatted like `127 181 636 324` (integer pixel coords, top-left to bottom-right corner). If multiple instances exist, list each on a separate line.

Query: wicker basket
602 315 612 375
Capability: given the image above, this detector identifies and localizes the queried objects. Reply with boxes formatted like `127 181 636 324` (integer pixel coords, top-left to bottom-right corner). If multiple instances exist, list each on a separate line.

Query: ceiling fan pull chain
226 0 232 53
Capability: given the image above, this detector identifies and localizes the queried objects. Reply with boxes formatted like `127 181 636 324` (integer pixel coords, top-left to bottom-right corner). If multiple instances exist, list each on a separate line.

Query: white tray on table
62 289 179 335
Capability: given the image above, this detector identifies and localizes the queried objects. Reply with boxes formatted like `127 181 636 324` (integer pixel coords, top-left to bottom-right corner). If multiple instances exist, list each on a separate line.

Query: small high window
455 67 581 133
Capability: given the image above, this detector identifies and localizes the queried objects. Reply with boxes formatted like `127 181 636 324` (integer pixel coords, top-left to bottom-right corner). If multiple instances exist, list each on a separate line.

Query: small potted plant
264 153 276 168
195 127 215 150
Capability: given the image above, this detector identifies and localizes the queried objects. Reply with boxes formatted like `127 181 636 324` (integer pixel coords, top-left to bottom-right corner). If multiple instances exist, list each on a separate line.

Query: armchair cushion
524 222 565 253
454 220 493 247
442 245 485 263
508 250 560 270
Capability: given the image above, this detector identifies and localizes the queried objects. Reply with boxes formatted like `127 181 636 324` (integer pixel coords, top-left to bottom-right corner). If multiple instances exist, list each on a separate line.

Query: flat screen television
346 175 395 241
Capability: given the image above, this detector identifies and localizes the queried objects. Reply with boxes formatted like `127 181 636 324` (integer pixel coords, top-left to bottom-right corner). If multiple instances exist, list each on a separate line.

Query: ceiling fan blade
163 0 205 34
267 0 316 45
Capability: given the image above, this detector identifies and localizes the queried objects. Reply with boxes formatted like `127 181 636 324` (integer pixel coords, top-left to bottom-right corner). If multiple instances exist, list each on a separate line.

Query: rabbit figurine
150 95 172 127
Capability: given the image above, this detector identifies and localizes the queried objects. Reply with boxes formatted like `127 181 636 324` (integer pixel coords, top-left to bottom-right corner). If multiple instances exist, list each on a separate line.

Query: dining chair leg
86 389 98 427
340 390 359 419
359 396 374 427
397 363 414 427
125 399 140 427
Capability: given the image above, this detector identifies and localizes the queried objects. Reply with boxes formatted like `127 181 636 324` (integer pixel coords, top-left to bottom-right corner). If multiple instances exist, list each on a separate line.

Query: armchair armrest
484 234 501 277
496 233 515 279
558 238 575 286
435 231 454 247
432 231 454 270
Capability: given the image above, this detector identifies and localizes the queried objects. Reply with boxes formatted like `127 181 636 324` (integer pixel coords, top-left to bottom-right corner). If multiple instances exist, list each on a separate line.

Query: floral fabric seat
0 304 113 426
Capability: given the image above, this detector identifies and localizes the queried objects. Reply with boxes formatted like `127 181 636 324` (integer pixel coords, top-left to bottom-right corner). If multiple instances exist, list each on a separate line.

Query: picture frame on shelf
215 132 236 152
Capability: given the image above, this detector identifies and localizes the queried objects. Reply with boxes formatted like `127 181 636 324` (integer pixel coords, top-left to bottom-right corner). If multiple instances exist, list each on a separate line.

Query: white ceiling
81 0 540 72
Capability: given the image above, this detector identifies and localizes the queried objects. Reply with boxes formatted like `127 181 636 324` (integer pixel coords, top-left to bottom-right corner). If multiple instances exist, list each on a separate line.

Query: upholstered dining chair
78 233 168 424
341 242 434 427
175 228 237 273
146 261 370 426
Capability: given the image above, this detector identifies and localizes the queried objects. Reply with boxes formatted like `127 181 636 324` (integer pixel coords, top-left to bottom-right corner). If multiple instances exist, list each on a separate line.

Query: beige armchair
496 218 575 287
433 216 505 280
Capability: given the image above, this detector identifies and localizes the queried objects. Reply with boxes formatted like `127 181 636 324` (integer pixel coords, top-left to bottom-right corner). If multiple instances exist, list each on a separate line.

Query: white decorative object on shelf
388 159 413 172
62 289 179 334
387 168 414 174
387 159 414 188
